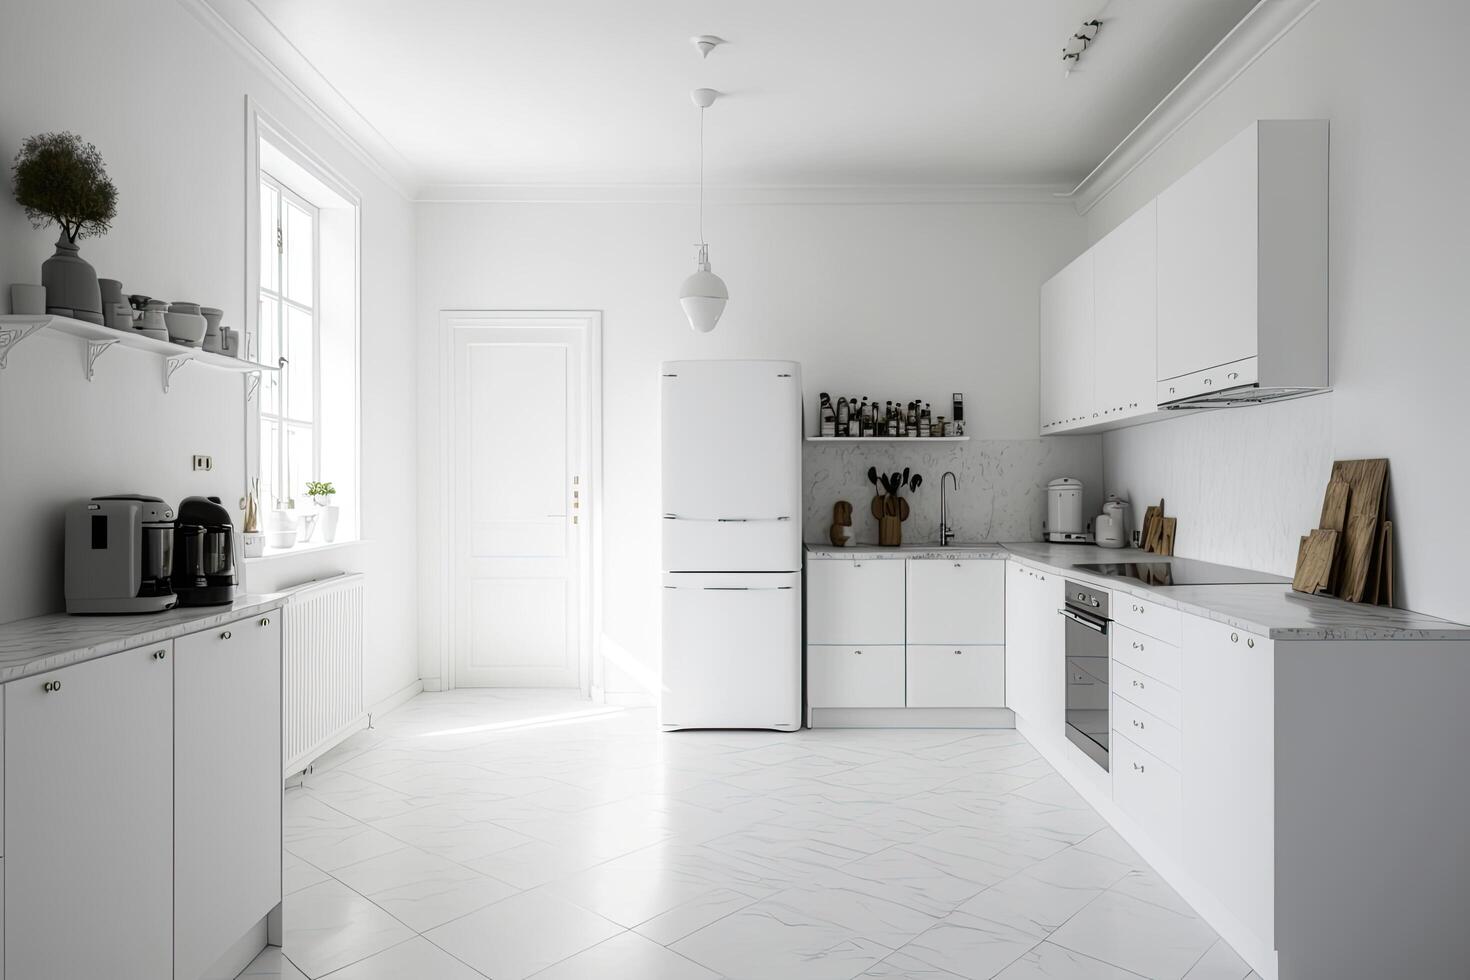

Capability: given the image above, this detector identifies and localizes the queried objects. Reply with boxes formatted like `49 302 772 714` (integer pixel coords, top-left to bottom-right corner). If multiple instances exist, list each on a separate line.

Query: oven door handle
1058 608 1108 633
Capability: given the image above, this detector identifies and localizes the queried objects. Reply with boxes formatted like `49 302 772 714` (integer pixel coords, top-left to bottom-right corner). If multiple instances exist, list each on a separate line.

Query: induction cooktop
1072 558 1288 587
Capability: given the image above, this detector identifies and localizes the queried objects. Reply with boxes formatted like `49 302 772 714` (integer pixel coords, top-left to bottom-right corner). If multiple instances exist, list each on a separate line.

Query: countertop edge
0 594 291 683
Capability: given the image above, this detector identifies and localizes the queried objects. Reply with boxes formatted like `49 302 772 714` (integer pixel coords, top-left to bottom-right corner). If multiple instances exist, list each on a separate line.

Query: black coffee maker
173 496 238 606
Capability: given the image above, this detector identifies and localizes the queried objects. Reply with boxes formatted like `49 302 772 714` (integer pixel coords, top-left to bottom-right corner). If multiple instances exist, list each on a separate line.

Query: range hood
1157 356 1328 411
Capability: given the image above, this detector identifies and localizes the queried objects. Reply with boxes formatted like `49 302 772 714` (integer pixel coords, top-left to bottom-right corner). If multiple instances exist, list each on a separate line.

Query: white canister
1046 477 1085 540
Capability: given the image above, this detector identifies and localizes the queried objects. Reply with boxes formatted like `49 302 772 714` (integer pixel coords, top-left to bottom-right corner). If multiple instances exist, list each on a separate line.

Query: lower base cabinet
4 644 175 980
1112 729 1182 860
808 646 905 707
907 645 1004 707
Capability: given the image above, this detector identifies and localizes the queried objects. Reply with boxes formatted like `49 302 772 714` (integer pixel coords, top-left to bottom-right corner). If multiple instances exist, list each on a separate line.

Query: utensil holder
878 514 902 547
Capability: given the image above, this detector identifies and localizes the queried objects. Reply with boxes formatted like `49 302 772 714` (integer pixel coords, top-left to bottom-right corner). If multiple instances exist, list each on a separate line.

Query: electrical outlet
192 454 213 472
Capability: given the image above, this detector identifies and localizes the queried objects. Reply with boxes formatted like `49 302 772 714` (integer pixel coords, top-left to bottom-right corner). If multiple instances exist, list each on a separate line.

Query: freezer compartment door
663 516 800 572
660 361 802 527
661 571 801 731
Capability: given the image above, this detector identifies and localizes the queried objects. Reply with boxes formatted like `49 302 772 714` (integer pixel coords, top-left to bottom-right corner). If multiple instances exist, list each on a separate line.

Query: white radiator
282 573 367 777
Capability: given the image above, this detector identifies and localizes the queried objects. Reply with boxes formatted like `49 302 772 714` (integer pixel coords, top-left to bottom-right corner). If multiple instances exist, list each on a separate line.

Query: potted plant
11 132 117 325
307 480 341 543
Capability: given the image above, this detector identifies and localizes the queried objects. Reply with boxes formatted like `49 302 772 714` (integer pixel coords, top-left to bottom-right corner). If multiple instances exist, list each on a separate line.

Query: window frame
258 171 322 509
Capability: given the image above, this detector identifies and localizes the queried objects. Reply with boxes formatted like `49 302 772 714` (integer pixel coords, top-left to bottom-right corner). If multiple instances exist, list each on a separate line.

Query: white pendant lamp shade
680 245 727 333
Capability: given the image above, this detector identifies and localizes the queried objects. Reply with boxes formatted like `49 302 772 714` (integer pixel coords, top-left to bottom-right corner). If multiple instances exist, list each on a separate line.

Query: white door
1093 199 1158 418
453 326 585 688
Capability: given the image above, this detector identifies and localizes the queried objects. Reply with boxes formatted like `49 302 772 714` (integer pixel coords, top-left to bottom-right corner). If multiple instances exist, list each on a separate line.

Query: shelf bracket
84 338 119 381
163 354 193 393
245 372 262 402
0 317 50 370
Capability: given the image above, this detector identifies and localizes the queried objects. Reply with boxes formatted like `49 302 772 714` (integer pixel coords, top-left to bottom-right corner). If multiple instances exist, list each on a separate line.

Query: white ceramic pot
320 505 341 543
265 529 297 549
242 532 266 558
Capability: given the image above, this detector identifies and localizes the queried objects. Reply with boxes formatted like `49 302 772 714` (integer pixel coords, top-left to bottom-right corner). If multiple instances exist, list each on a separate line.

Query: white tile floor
244 690 1258 980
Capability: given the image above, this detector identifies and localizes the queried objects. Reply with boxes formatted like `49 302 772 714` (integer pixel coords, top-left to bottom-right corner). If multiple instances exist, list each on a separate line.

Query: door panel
808 646 905 708
661 572 800 730
805 559 905 645
905 559 1004 645
907 645 1005 708
454 327 584 688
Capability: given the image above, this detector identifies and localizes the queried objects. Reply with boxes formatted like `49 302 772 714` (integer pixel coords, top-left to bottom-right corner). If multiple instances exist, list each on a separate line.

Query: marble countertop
805 542 1009 559
0 594 289 683
1001 542 1470 641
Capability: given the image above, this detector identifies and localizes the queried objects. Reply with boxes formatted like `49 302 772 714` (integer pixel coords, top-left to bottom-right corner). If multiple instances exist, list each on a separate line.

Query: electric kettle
1095 493 1130 549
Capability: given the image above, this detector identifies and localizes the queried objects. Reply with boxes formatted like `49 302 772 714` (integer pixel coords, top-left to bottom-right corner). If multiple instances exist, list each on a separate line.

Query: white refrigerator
660 359 803 731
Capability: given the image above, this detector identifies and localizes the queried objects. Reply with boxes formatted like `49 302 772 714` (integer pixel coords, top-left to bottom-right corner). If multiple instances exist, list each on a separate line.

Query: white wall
0 0 419 707
1090 0 1470 623
416 199 1091 696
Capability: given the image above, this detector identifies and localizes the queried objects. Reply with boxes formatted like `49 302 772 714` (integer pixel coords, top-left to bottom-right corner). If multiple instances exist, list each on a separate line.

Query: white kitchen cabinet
1181 614 1275 954
175 613 283 980
1004 563 1063 735
1112 731 1182 860
1039 250 1093 431
1111 622 1181 689
4 643 174 980
1156 120 1328 398
806 558 905 645
907 645 1004 707
808 645 905 707
1092 199 1158 422
905 559 1004 645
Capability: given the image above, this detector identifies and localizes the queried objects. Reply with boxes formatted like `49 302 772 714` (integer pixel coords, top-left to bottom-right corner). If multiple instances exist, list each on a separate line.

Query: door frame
436 310 603 695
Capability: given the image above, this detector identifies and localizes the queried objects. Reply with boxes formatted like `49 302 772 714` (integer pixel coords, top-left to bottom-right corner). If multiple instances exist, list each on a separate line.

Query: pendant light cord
698 106 706 247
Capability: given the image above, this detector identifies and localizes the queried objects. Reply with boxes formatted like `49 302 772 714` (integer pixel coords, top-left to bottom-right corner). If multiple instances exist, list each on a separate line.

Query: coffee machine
65 494 179 614
173 496 239 606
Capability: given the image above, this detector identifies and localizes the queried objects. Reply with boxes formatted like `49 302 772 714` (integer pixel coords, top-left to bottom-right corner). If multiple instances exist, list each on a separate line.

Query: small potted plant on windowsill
307 481 341 543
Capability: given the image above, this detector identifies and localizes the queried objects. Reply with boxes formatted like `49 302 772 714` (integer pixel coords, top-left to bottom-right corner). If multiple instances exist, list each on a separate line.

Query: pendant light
680 86 727 333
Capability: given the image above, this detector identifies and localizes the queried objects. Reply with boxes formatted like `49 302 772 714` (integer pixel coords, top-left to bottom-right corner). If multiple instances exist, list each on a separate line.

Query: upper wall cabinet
1157 120 1328 407
1039 119 1328 435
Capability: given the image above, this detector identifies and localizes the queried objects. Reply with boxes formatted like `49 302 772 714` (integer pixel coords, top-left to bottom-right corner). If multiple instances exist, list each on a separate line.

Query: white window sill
245 538 365 565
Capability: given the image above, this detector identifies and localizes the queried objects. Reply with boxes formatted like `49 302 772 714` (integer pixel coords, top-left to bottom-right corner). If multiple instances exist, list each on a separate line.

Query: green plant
305 480 336 503
11 132 117 243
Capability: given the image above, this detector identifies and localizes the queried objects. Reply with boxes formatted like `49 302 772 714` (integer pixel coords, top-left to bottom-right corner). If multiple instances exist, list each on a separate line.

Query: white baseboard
602 689 656 707
369 679 424 720
809 706 1015 729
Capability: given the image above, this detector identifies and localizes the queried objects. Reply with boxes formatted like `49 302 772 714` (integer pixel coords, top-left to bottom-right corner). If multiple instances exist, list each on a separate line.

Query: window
258 174 319 509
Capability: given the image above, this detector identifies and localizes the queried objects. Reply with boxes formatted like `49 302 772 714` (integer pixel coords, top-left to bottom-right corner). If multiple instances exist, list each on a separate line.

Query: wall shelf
0 314 276 395
806 436 970 443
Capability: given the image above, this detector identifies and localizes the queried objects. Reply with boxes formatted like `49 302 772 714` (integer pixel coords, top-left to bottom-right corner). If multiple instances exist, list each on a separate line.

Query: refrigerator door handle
662 514 792 522
663 585 795 591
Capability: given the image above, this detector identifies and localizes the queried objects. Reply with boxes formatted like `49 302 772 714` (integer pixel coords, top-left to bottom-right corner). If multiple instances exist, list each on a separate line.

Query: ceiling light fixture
1062 19 1102 77
680 86 728 333
691 35 725 59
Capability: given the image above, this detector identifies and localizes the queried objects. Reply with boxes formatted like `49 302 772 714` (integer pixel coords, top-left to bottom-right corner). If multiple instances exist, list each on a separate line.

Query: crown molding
1060 0 1322 215
414 182 1078 206
179 0 417 200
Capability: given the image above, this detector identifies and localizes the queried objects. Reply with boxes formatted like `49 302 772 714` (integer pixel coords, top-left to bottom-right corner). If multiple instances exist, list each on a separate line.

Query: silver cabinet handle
221 630 232 640
1132 718 1145 729
260 617 271 627
152 649 167 661
1132 679 1145 689
953 563 962 568
953 650 963 656
1132 641 1142 650
42 680 61 693
854 650 863 655
1133 762 1145 772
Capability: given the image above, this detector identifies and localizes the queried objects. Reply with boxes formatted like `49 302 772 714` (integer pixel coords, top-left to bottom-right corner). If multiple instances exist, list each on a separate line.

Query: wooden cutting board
1331 459 1388 520
1293 528 1338 594
1319 479 1351 532
1158 517 1177 557
1338 514 1380 602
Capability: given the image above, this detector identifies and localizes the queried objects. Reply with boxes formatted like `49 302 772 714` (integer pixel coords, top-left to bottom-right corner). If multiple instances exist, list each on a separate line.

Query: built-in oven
1060 580 1110 771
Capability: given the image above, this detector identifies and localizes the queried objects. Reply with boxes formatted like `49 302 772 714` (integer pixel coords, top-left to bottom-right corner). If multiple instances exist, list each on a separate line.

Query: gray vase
42 233 103 325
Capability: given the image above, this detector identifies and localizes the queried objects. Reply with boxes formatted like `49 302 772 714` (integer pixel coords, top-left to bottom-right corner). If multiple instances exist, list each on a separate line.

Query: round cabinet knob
43 680 61 693
953 563 962 568
1231 632 1239 643
1133 679 1145 689
953 650 963 656
221 630 233 640
1247 637 1255 648
260 617 271 627
854 650 863 655
153 649 167 660
1133 719 1145 729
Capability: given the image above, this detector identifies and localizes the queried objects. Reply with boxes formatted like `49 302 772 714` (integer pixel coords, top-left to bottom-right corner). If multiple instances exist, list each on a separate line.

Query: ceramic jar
42 234 103 324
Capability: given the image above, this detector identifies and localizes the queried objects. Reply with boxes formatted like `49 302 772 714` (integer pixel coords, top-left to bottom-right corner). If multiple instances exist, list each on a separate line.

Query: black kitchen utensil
867 466 879 488
891 472 902 494
910 474 922 493
902 467 910 487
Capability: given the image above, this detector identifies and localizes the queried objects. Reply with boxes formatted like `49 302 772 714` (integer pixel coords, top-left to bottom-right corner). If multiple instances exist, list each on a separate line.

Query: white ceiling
232 0 1260 191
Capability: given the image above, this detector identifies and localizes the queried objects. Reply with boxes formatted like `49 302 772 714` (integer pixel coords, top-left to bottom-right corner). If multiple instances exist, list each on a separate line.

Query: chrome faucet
939 471 958 545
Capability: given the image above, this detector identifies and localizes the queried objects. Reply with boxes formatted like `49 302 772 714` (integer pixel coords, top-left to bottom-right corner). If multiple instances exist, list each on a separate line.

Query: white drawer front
1112 691 1181 769
808 645 905 707
1112 732 1182 859
1157 356 1258 404
1112 622 1181 689
806 559 905 645
906 644 1005 708
1112 660 1181 728
905 560 1005 645
1113 594 1181 646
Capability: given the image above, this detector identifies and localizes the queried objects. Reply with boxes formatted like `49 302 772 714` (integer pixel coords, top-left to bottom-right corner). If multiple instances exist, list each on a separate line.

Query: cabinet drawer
1112 660 1181 728
808 645 905 707
906 560 1005 645
1113 594 1181 646
906 644 1005 708
1112 690 1181 768
806 559 905 645
1113 732 1182 859
1112 622 1180 689
1157 356 1258 405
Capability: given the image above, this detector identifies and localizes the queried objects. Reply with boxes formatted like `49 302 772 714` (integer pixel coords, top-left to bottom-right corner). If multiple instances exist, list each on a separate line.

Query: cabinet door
808 646 905 707
1093 200 1158 418
1181 615 1274 950
806 558 905 645
1004 564 1037 719
5 645 173 979
907 645 1004 707
1157 124 1259 381
175 614 283 980
1039 251 1094 430
905 560 1004 645
1031 570 1066 739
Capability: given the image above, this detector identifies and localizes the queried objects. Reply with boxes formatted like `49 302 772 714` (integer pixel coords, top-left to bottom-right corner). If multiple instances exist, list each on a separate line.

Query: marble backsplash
804 437 1103 546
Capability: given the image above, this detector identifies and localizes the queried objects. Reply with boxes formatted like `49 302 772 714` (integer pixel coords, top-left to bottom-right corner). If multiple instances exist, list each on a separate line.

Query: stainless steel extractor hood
1161 383 1325 410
